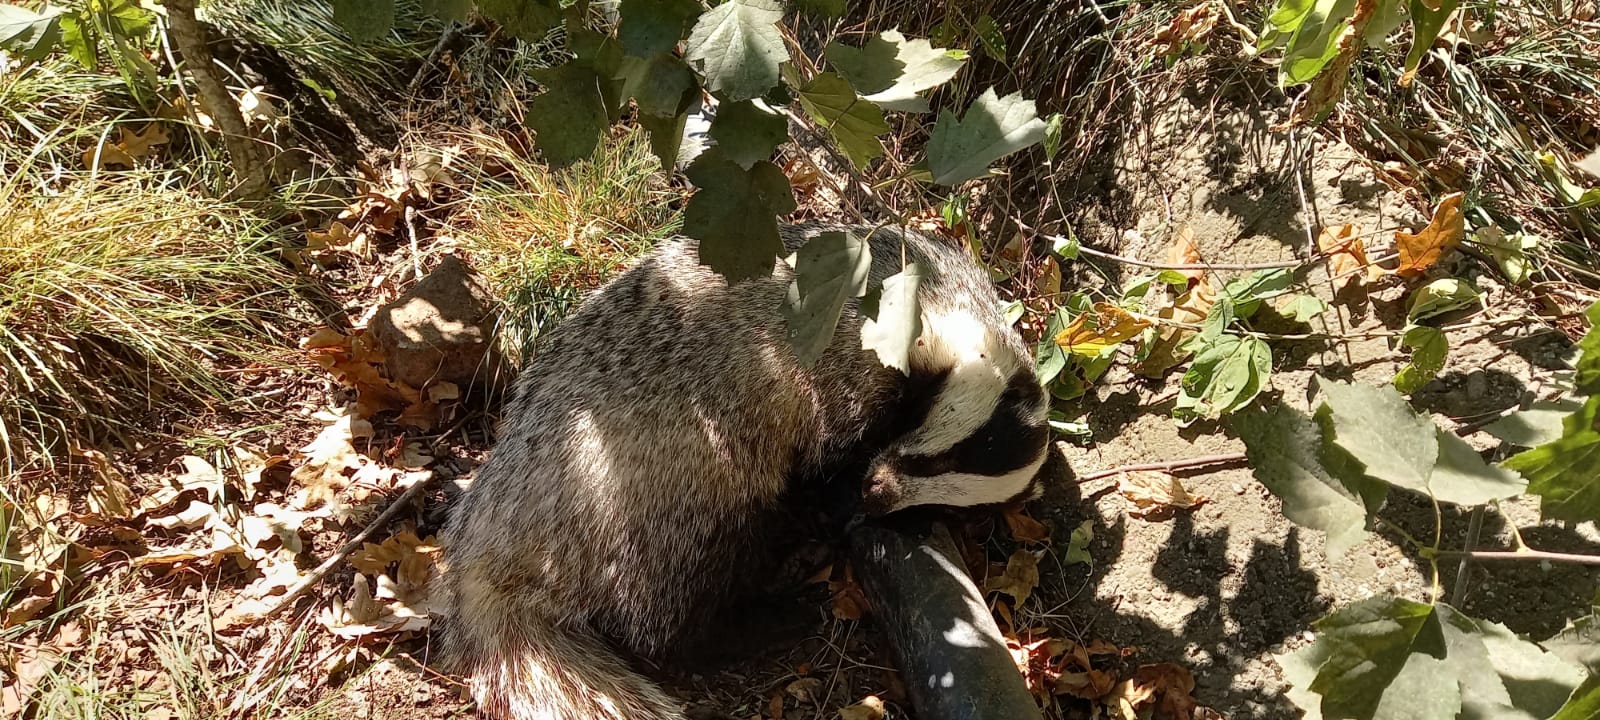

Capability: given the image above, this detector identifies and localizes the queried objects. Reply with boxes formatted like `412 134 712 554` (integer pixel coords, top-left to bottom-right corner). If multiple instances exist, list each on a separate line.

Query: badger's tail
444 609 685 720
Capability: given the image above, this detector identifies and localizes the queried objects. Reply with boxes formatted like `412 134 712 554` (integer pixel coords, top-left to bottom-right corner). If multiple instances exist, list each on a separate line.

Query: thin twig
1076 452 1248 483
1073 243 1311 271
1433 548 1600 567
261 475 434 618
408 23 461 96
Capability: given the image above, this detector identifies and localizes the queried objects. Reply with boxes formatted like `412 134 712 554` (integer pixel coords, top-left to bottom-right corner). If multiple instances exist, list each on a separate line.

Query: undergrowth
0 169 305 474
437 126 684 362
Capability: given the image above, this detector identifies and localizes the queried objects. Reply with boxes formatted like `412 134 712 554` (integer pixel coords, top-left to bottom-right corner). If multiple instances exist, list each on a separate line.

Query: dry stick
1012 218 1312 271
261 473 434 619
164 0 269 201
1075 452 1248 483
1434 548 1600 567
1449 506 1486 607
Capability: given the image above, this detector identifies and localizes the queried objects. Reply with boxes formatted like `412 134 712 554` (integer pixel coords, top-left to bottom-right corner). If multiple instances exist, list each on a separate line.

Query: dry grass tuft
432 127 685 362
0 172 307 473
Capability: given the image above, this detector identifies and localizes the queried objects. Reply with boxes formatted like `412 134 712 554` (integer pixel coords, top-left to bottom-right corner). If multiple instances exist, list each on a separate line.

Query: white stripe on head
897 309 1018 456
888 451 1047 511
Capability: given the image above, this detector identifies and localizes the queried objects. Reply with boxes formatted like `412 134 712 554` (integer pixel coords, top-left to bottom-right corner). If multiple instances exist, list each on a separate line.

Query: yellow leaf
984 549 1040 607
1136 279 1215 378
1395 192 1465 277
1317 224 1383 288
1054 303 1152 356
1119 471 1208 519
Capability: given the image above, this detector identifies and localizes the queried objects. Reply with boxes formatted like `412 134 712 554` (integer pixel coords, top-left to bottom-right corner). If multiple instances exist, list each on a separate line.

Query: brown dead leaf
1317 224 1383 289
1136 279 1215 378
319 573 432 639
78 449 134 521
1002 507 1050 544
1164 224 1205 283
829 564 869 620
1154 3 1219 56
1005 633 1070 700
290 407 376 510
836 695 886 720
785 677 824 704
1119 663 1199 719
1054 303 1152 357
1119 471 1209 519
1395 192 1465 277
985 549 1040 607
81 124 170 170
1055 668 1118 701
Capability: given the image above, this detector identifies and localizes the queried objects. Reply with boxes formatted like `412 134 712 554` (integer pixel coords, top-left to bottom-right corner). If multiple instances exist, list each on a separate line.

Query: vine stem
1433 548 1600 567
1075 452 1248 483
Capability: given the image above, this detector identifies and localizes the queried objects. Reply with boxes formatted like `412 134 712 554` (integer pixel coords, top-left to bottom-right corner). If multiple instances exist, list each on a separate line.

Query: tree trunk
162 0 270 201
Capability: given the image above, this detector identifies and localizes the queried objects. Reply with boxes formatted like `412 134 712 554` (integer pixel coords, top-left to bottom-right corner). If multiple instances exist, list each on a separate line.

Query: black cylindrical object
849 520 1043 720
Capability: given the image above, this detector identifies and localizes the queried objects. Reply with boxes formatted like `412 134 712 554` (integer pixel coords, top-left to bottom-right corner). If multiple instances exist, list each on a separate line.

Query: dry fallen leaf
836 695 886 720
1055 303 1152 357
985 549 1041 608
1002 507 1051 544
784 677 824 704
1164 224 1205 283
1395 192 1465 277
1119 471 1209 518
1154 3 1219 56
1116 663 1200 720
81 124 170 170
829 564 869 620
79 449 134 521
1317 224 1383 289
1136 279 1215 378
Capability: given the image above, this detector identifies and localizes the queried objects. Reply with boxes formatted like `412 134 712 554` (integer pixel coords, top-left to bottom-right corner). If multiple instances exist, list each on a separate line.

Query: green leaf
708 99 788 170
637 108 689 170
1223 267 1295 316
526 63 609 167
1484 398 1585 447
1473 228 1539 284
421 0 473 23
1394 325 1446 394
58 14 92 68
1049 413 1091 440
683 149 796 282
331 0 394 41
1551 675 1600 720
1177 334 1271 420
793 0 847 17
618 0 701 57
1062 519 1093 566
0 2 62 63
478 0 561 39
1314 404 1391 515
1051 229 1079 259
1574 300 1600 395
684 0 787 102
1406 278 1480 322
1001 299 1025 326
1545 604 1600 674
1269 0 1357 86
1278 294 1330 323
1286 599 1585 720
795 72 890 168
1042 112 1064 163
1233 404 1372 557
860 264 925 374
1318 378 1438 493
925 88 1048 186
618 52 696 118
1503 395 1600 523
784 231 872 366
1155 269 1191 287
823 29 967 113
973 13 1005 62
1429 427 1526 506
1404 0 1459 77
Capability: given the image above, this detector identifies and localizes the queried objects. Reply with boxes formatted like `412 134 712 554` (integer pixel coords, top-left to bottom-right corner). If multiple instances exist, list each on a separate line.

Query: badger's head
862 308 1052 516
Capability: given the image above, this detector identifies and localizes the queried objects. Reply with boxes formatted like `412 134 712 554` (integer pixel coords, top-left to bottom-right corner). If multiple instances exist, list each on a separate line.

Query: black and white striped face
862 309 1051 515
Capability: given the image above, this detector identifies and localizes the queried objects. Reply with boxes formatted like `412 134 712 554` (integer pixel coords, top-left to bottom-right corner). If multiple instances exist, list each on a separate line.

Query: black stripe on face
890 369 1047 479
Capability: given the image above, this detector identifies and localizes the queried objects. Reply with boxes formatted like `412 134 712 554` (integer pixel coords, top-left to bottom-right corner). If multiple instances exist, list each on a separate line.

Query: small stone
368 255 507 390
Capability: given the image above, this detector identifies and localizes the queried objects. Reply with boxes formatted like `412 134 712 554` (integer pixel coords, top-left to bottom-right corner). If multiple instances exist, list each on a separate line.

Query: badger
437 223 1053 720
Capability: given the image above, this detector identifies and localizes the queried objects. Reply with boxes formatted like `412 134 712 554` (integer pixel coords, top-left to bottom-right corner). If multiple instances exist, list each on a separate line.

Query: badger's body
439 224 1051 720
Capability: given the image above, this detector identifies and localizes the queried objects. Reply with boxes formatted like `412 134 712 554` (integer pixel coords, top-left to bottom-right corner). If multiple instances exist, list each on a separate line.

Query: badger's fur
438 224 1052 719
